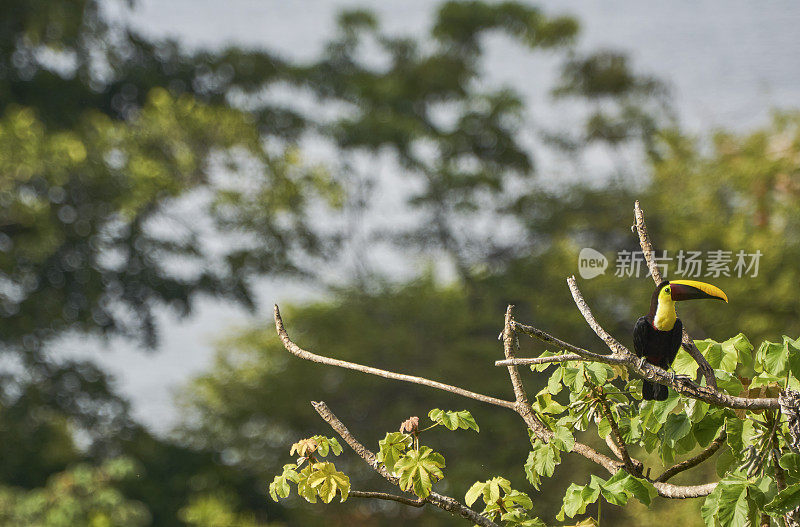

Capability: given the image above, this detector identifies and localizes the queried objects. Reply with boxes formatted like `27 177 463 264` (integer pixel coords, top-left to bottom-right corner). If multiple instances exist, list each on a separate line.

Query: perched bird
633 280 728 401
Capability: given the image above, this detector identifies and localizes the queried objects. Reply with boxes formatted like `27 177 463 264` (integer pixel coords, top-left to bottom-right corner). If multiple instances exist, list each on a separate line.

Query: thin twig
567 276 631 357
634 200 717 389
496 353 586 366
656 430 727 482
350 491 425 507
502 305 530 406
594 388 639 475
311 401 499 527
274 305 515 410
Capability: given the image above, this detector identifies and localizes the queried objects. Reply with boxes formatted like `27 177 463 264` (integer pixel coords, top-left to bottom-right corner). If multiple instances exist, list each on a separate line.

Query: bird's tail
642 380 668 401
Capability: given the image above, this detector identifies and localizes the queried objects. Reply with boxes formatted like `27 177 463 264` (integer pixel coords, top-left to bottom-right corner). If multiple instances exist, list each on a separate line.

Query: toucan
633 280 728 401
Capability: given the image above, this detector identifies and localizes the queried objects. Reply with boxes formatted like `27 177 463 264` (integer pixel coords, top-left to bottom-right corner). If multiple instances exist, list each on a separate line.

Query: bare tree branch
655 431 727 482
653 481 719 499
594 387 640 475
501 305 530 406
634 200 717 389
568 276 632 357
274 304 515 410
349 491 424 507
311 401 499 527
495 353 586 366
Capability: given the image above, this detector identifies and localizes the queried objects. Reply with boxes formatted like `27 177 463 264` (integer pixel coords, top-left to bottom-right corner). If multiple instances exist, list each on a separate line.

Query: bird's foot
637 357 647 369
668 369 690 383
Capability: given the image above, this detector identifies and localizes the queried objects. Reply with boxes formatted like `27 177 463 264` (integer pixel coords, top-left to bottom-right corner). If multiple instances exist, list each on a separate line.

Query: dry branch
274 304 515 410
595 387 640 475
349 491 424 507
656 431 727 483
311 401 498 527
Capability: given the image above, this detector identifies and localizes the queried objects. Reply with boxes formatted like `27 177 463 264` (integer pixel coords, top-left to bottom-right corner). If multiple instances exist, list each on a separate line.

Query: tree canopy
1 0 799 525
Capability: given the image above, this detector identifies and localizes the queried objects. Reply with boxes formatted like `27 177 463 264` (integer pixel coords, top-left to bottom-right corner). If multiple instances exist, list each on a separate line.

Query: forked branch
655 431 727 482
311 401 498 527
274 305 515 410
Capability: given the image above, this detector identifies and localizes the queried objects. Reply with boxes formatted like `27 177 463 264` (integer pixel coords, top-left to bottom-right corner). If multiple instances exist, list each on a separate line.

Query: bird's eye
664 287 670 294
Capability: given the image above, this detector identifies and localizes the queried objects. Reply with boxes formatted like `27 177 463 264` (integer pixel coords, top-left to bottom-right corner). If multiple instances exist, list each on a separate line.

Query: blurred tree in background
1 0 798 525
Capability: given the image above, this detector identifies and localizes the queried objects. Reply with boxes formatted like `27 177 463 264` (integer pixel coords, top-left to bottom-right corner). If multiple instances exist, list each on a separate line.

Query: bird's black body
633 315 683 401
632 279 728 401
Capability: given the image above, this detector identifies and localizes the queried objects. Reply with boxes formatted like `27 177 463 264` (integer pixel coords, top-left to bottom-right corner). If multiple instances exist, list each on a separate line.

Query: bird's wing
667 318 684 365
633 316 650 358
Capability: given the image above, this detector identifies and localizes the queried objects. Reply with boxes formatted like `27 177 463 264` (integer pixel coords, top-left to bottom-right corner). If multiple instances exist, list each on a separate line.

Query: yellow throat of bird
653 297 677 331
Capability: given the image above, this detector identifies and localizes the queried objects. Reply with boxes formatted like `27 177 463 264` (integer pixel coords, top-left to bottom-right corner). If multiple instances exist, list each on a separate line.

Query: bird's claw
637 357 647 369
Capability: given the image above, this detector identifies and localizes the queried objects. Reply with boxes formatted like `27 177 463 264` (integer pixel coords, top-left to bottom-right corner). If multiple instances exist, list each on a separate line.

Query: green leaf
552 425 575 452
787 336 800 382
559 483 594 519
531 350 557 372
765 482 800 516
780 453 800 476
505 489 533 510
585 362 615 385
535 391 567 415
598 471 631 506
621 475 657 507
619 414 642 444
395 446 445 499
672 347 699 377
662 412 692 447
701 484 722 527
725 417 756 454
755 340 788 376
296 465 318 503
716 481 751 527
562 365 585 392
501 511 546 526
596 417 611 439
649 390 681 429
311 435 343 457
559 471 654 520
687 398 710 422
306 462 350 503
524 441 560 489
465 481 485 507
693 413 724 447
716 446 736 478
547 367 564 395
269 464 300 501
750 372 784 388
715 370 743 396
722 334 753 371
377 432 412 472
428 409 480 432
674 427 698 454
697 340 724 369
